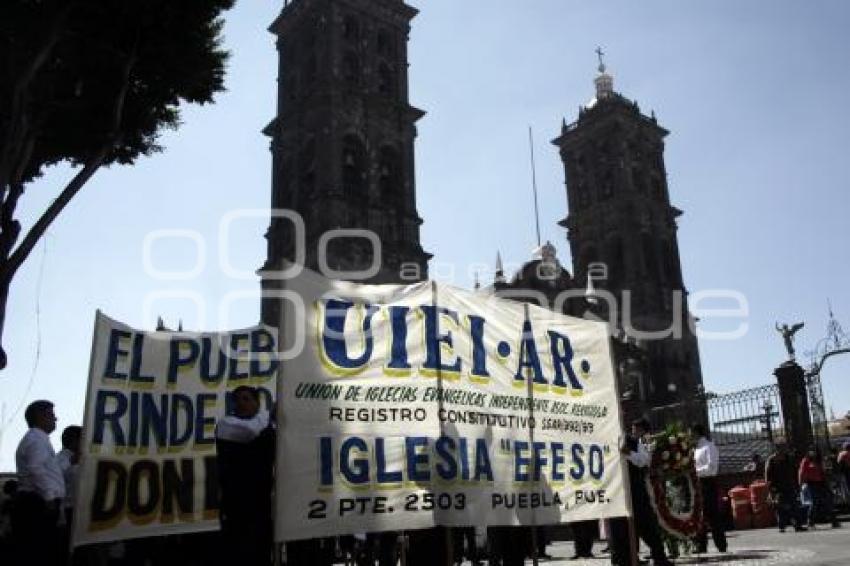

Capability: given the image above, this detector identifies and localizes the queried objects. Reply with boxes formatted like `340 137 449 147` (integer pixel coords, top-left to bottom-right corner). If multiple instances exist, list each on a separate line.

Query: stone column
773 361 813 457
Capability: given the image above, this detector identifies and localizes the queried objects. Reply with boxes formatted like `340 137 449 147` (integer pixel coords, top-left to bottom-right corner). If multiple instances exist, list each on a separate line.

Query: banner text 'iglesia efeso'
275 270 629 542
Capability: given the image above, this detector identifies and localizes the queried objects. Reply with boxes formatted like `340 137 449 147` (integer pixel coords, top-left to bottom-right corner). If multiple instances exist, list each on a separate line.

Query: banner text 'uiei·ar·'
276 272 628 542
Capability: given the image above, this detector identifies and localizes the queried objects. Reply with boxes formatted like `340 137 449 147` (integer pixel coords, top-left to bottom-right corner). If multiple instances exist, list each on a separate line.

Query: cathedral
261 0 705 425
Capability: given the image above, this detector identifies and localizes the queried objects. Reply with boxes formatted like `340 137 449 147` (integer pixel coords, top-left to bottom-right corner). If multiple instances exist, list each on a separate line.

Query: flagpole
529 126 542 249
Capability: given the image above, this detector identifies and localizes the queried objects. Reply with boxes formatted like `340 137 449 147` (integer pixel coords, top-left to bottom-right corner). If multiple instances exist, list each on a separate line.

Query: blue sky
1 0 849 469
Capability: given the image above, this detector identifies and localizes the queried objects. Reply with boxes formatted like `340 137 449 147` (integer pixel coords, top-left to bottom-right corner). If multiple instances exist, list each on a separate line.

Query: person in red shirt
798 448 839 528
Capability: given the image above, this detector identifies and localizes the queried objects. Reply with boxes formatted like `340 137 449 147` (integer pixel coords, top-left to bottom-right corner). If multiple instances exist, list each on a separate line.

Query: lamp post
761 400 775 446
611 334 651 428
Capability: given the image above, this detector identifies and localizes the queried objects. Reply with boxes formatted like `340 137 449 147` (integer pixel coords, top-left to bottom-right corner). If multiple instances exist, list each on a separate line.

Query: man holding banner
71 314 280 554
216 385 276 566
611 419 671 566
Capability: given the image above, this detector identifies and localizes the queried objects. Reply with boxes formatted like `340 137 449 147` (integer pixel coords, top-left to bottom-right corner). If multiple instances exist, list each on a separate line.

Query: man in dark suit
610 418 671 566
216 386 276 566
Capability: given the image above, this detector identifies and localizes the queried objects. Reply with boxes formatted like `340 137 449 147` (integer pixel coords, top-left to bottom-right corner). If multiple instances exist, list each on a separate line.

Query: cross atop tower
595 46 606 73
593 47 614 99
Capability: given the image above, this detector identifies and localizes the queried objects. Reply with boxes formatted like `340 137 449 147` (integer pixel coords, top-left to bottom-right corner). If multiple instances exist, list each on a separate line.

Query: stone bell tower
261 0 431 323
552 53 705 421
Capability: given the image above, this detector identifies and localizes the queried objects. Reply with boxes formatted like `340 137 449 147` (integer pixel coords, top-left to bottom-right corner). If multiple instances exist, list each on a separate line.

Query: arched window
298 139 316 204
580 246 600 282
577 180 590 209
632 166 646 194
601 171 614 199
277 157 294 209
301 30 317 86
342 51 360 85
663 240 682 287
384 217 398 242
342 135 366 200
285 72 299 101
576 153 586 172
343 16 360 42
606 237 625 288
378 147 402 207
302 53 317 86
642 234 659 279
377 30 395 56
652 174 666 200
377 63 396 96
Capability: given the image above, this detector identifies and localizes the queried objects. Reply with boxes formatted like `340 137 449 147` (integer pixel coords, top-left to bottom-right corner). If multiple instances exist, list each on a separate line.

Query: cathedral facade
261 0 431 324
262 0 705 424
551 59 705 423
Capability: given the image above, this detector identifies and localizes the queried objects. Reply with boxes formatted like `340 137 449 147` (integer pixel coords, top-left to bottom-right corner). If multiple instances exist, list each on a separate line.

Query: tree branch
0 2 76 197
2 46 138 282
0 182 23 260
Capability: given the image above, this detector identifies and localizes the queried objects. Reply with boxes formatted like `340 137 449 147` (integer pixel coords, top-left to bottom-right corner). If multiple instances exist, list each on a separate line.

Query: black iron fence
806 372 831 456
708 383 784 447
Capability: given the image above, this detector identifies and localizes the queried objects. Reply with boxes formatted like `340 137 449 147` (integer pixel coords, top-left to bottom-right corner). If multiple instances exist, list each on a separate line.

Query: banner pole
273 267 288 566
607 336 639 566
400 530 408 566
430 281 454 566
523 303 539 566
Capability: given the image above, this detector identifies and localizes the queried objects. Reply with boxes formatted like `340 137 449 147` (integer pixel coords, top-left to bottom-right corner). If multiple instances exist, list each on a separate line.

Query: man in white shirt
692 423 727 554
12 400 65 564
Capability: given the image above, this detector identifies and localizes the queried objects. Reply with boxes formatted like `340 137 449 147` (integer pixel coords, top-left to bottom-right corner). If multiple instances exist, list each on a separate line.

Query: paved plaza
470 524 850 566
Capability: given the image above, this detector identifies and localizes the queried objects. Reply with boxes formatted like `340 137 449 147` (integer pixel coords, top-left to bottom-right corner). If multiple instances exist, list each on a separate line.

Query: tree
0 0 235 369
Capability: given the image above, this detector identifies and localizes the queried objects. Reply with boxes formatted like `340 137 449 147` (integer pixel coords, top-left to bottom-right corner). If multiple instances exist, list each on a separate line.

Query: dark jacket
216 424 275 524
765 453 797 494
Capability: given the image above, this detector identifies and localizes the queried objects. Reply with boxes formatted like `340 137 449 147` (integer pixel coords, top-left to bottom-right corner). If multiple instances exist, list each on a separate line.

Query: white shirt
626 438 651 468
16 428 65 501
56 448 78 510
215 411 270 443
694 437 719 478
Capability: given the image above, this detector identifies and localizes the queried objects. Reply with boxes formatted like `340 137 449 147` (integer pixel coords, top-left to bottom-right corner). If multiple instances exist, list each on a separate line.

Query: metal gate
708 384 784 447
706 383 783 476
806 372 831 456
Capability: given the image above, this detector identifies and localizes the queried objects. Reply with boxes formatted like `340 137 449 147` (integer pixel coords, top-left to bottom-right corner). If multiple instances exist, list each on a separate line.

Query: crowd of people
0 394 845 565
765 443 844 531
3 401 81 565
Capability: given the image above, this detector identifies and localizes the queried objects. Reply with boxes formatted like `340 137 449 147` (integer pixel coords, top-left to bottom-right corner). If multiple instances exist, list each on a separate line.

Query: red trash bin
750 480 775 528
729 485 752 530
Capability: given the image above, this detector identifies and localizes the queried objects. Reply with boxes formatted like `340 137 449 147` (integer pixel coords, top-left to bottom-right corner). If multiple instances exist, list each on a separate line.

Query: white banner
72 312 278 546
276 270 629 542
